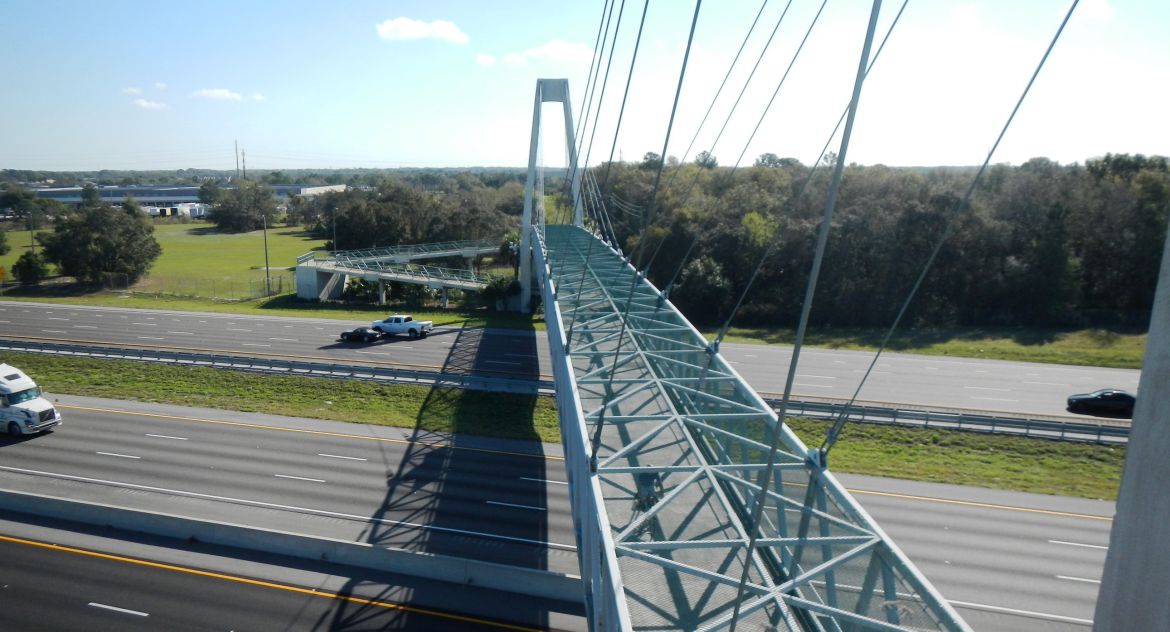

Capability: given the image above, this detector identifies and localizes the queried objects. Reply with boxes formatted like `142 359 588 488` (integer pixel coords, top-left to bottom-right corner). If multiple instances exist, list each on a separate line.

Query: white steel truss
534 223 970 632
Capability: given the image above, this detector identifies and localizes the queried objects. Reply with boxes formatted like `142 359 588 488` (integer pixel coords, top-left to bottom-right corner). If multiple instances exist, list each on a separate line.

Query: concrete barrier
0 488 583 604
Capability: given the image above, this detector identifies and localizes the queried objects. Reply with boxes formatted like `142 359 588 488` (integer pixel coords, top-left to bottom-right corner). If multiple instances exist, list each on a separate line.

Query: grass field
710 325 1146 369
0 220 1147 366
3 351 1124 499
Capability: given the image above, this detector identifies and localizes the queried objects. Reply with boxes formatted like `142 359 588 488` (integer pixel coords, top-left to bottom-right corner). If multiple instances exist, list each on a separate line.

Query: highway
0 398 578 576
0 531 576 631
0 397 1111 630
0 301 1142 417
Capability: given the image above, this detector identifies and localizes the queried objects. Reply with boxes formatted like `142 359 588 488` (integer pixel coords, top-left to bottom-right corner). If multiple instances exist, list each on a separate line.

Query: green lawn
3 351 1124 499
709 325 1146 369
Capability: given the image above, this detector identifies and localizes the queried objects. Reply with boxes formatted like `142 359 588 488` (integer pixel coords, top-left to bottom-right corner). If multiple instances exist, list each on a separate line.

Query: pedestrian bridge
523 79 968 631
295 239 499 302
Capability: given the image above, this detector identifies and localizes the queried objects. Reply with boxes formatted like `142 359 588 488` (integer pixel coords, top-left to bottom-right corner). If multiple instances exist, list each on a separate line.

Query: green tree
40 198 162 285
80 183 102 207
694 151 719 169
198 180 222 205
0 228 8 256
12 250 48 285
209 181 277 232
754 153 783 168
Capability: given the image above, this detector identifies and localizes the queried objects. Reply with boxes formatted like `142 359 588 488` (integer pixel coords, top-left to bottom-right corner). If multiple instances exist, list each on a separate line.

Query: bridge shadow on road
322 323 564 630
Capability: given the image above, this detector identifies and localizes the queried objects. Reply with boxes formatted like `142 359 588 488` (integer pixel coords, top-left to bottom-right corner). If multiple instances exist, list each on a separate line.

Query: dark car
1067 389 1135 417
338 327 382 343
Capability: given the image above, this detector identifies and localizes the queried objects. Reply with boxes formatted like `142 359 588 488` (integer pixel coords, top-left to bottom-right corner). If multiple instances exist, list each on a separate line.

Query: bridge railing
330 239 497 262
323 259 494 287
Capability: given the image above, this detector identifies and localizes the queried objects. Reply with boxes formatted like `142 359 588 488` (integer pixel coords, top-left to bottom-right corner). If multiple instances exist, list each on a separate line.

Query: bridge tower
519 78 583 313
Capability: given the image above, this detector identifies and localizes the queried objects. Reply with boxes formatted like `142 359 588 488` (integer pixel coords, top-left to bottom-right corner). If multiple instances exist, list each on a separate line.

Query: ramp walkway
295 239 499 301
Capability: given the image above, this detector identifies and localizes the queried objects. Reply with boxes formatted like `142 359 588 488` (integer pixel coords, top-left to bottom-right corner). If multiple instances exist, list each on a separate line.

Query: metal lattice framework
329 239 498 264
536 223 970 631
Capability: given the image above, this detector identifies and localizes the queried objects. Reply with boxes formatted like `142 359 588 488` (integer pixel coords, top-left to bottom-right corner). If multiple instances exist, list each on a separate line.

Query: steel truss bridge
521 79 969 631
295 239 499 301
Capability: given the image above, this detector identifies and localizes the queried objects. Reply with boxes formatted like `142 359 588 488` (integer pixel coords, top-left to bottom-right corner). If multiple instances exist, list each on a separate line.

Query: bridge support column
1095 226 1170 630
520 78 582 313
377 280 387 305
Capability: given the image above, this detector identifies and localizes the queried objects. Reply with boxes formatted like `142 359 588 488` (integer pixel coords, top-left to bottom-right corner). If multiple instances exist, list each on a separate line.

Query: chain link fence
102 272 294 300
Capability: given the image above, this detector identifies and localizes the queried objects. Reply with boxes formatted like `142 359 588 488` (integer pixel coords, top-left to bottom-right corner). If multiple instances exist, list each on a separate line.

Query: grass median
6 352 1124 500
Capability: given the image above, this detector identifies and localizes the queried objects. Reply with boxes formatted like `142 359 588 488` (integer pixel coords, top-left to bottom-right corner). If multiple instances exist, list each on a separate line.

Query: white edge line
948 599 1092 625
88 602 149 617
1048 539 1108 550
274 474 326 483
96 452 140 459
519 476 568 485
487 500 546 511
1057 575 1102 584
0 465 577 551
317 453 367 461
145 434 189 441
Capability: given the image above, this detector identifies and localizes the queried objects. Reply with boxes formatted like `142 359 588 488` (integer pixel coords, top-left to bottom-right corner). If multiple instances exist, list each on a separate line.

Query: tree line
584 153 1169 329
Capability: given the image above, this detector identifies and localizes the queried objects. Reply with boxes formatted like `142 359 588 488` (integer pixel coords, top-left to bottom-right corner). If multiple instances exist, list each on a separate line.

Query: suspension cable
589 0 705 469
598 0 652 191
575 0 620 169
728 1 884 627
820 0 1082 457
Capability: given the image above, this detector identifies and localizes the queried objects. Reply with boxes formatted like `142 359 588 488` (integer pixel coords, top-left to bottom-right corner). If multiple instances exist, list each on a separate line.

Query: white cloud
375 17 469 44
132 98 166 110
155 82 168 90
122 87 142 95
502 39 592 66
191 88 243 101
475 53 496 66
252 92 265 101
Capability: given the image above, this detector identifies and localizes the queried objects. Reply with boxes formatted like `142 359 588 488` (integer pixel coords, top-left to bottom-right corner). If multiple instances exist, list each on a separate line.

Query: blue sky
1 0 1166 171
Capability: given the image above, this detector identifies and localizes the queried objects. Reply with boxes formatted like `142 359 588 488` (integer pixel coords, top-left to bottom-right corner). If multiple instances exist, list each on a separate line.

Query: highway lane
0 301 1141 416
839 474 1111 631
0 400 578 574
0 533 576 631
1 396 1114 629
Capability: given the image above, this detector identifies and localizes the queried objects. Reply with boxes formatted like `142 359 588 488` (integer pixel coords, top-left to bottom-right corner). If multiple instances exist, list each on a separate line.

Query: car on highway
371 314 433 339
1067 388 1136 417
338 326 383 343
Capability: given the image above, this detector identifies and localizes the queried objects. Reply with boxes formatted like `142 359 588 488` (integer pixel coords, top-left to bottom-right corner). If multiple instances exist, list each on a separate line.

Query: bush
12 250 48 285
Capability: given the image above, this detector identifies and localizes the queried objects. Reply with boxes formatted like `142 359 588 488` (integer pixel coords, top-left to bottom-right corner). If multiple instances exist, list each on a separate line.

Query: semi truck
1 364 63 437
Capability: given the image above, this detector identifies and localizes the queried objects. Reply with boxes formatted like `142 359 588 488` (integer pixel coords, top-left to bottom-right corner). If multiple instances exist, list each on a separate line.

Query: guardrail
771 397 1129 445
0 338 554 396
1 337 1129 444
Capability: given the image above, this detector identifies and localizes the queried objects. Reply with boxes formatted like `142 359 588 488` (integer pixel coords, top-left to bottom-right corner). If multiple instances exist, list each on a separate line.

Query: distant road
0 300 1140 416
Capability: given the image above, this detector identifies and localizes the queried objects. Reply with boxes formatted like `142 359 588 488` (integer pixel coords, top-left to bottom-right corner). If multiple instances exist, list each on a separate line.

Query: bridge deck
539 224 966 631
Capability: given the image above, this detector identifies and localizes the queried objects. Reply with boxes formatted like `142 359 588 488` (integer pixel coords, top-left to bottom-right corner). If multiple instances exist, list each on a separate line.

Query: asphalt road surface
0 396 1113 630
0 301 1141 417
0 531 580 631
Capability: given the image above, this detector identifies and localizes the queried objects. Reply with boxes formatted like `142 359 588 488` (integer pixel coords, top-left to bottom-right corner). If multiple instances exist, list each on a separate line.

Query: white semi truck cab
0 364 62 437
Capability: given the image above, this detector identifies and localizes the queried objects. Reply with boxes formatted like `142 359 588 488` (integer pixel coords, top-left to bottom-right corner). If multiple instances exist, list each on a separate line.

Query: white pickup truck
1 364 63 437
370 314 434 339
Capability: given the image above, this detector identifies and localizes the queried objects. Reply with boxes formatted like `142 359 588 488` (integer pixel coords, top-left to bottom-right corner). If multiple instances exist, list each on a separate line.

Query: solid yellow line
0 534 543 631
58 404 564 462
846 488 1113 522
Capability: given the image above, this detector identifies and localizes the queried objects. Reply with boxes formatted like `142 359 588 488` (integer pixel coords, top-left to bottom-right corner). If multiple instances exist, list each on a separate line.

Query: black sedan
338 327 382 343
1067 389 1136 417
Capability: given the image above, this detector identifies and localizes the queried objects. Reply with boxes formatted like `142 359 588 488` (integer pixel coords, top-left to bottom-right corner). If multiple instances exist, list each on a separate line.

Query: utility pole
234 140 239 180
242 149 247 180
262 213 271 296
